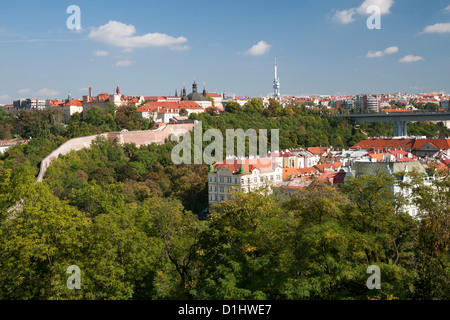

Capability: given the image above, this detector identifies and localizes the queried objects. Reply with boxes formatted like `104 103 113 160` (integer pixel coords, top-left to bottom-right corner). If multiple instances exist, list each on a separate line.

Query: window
220 195 224 201
209 176 212 182
227 177 232 184
235 178 238 184
219 187 224 193
254 177 258 183
214 177 217 182
219 177 224 183
215 195 217 201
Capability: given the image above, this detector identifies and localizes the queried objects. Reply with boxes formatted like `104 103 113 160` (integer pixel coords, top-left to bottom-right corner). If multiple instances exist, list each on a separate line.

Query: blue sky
0 0 449 103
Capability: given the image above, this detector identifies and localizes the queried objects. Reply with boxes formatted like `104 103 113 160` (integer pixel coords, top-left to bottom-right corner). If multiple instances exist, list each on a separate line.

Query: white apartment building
62 104 84 122
208 158 283 204
268 149 317 169
13 98 48 110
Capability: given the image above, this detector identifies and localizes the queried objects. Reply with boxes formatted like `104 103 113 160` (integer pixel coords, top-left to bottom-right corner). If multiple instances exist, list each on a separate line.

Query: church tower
273 57 280 100
202 82 207 97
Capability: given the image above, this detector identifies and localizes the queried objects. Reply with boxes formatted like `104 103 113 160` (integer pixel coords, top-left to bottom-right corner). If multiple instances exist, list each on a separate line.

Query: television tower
273 57 280 100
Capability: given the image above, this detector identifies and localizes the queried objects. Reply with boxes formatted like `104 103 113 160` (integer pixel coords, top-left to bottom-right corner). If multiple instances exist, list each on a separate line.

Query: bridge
336 111 450 137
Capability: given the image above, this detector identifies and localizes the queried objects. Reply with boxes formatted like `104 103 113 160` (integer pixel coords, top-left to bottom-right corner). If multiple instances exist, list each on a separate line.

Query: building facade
208 158 283 204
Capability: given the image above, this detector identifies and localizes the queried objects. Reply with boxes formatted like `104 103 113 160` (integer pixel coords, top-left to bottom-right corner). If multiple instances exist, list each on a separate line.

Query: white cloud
94 50 109 56
334 0 393 24
444 5 450 13
367 50 384 58
35 88 60 97
88 20 189 51
384 46 399 54
17 88 32 95
15 88 60 98
357 0 394 15
0 94 11 104
366 46 398 58
421 22 450 34
242 41 272 56
399 55 424 63
333 9 356 24
115 59 133 67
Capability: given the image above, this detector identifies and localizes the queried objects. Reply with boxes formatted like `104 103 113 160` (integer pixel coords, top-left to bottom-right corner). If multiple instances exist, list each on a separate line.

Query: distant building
137 101 204 124
82 86 141 118
268 149 317 169
180 81 213 109
351 137 450 159
61 99 84 122
13 98 48 110
346 160 434 218
0 140 29 154
208 158 283 204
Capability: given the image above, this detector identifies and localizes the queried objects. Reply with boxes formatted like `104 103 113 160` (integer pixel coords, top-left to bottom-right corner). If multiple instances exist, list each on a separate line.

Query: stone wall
36 123 195 182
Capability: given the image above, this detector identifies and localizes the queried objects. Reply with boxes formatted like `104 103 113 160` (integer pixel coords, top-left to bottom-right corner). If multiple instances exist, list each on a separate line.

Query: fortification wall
36 123 195 182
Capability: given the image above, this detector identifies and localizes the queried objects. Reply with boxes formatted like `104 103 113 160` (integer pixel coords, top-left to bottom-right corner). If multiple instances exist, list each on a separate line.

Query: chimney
89 87 92 99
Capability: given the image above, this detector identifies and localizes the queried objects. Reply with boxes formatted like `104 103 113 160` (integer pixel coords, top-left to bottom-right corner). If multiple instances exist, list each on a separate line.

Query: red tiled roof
412 139 450 151
63 99 83 107
282 167 301 180
351 138 416 150
307 147 328 155
213 158 277 174
319 171 346 185
313 162 343 173
138 101 202 113
270 151 294 158
144 96 166 101
297 167 320 176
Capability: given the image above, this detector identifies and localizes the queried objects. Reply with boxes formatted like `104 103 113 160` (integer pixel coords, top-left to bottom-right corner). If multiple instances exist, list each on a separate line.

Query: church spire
192 78 197 93
181 83 188 101
202 82 207 96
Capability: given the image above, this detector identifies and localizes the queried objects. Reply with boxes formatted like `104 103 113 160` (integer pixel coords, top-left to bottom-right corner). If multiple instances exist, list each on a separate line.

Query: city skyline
1 0 450 103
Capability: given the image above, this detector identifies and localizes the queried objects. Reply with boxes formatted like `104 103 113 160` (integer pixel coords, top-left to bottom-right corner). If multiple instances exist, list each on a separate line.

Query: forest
0 100 448 300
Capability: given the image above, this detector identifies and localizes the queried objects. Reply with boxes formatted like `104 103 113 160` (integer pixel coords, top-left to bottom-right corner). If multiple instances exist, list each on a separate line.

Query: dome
187 91 208 102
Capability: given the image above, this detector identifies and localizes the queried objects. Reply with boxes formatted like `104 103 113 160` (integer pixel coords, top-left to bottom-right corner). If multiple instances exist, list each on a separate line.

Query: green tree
85 106 107 127
139 197 205 299
198 192 292 300
402 171 450 299
0 182 90 299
